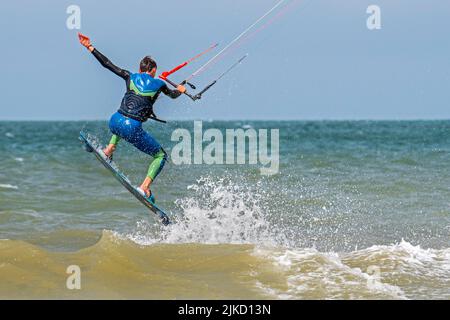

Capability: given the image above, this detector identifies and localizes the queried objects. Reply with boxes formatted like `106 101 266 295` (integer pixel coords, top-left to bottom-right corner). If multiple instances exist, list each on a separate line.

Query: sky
0 0 449 120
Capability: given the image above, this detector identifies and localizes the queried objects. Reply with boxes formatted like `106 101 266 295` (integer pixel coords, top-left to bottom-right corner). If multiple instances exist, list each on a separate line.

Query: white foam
252 246 407 300
351 239 450 279
0 184 18 190
249 239 450 299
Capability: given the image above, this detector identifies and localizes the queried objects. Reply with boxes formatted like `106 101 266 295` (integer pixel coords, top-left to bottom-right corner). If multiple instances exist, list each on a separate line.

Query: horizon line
0 118 449 122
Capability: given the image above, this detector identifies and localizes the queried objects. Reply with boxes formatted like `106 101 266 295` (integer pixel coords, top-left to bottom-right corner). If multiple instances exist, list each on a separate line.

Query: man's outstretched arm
78 33 130 80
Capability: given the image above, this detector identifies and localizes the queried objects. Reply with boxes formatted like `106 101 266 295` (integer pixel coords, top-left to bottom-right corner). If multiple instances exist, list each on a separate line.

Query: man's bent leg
139 150 167 198
147 149 167 181
131 130 167 197
109 134 121 146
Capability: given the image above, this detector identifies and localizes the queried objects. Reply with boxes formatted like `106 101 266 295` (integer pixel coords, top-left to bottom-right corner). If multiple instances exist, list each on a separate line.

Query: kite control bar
159 44 218 101
160 76 198 101
159 46 247 101
193 54 248 100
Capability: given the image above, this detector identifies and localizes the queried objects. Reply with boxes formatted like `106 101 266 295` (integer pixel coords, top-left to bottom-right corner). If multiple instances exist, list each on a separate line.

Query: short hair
140 56 157 72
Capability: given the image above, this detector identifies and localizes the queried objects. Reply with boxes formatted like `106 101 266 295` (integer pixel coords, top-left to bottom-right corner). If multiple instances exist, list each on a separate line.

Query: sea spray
127 176 284 246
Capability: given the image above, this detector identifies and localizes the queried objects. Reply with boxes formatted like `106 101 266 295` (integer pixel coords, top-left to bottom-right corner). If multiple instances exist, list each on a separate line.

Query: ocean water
0 120 449 299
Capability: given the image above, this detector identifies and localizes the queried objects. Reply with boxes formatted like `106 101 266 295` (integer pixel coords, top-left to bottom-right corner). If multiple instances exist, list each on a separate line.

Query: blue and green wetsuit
91 48 182 181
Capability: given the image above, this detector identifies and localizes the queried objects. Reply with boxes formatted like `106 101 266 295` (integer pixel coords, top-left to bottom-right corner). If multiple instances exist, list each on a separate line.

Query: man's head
139 56 157 77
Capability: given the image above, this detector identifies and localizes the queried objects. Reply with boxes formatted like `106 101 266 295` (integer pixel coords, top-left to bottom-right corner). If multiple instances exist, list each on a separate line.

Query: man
78 33 186 200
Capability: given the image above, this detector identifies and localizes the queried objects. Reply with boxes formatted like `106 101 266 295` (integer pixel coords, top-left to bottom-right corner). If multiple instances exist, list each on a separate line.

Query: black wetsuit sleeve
161 84 182 99
91 48 130 80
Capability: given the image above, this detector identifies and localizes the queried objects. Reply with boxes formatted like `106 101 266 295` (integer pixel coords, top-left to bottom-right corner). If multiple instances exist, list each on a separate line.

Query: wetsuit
91 48 182 181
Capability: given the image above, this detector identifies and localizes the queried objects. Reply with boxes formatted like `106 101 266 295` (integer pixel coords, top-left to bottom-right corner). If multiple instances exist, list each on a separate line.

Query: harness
119 73 167 123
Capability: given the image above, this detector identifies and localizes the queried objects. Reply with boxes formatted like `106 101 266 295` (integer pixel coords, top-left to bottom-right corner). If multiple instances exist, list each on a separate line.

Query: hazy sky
0 0 449 120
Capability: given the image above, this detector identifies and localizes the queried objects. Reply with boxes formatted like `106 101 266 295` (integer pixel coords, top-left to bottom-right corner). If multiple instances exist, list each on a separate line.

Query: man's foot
103 144 116 159
137 186 155 203
139 186 152 198
139 177 153 200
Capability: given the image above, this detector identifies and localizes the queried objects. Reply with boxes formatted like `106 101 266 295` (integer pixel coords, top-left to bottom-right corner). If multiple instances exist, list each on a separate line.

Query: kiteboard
79 131 170 226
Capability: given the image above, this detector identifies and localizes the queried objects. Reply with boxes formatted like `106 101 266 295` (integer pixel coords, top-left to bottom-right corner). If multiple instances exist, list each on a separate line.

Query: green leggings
109 135 167 181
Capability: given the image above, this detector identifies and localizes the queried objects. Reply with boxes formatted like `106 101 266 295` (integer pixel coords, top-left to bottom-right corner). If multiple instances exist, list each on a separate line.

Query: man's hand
78 32 94 52
177 85 186 93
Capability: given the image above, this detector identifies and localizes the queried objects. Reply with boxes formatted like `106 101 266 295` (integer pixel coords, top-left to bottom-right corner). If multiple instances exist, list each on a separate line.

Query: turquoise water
0 120 449 299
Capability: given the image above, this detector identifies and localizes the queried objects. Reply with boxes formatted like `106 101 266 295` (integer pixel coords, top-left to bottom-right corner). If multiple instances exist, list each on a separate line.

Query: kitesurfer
78 33 186 200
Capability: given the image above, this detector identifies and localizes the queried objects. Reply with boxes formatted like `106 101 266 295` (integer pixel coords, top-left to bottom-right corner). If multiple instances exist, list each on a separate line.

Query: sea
0 120 449 299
